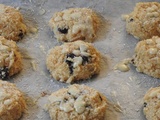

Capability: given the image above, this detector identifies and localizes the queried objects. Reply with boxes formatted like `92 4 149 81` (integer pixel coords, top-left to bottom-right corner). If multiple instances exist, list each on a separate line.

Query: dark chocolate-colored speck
18 30 24 39
85 104 92 108
131 59 135 64
99 94 102 101
64 98 68 102
82 56 89 65
66 60 74 74
130 18 134 22
144 102 147 107
0 67 9 80
67 91 71 95
67 53 75 59
58 28 68 34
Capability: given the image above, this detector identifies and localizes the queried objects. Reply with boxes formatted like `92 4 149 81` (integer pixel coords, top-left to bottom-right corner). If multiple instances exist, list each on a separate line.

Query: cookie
0 36 22 79
124 2 160 40
143 86 160 120
0 4 27 41
0 80 26 120
46 84 108 120
132 36 160 78
49 8 101 42
46 40 101 83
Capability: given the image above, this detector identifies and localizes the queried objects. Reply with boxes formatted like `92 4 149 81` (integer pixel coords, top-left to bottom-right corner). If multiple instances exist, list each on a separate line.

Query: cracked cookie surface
0 80 26 120
46 40 101 83
46 84 108 120
0 36 22 79
124 2 160 40
0 4 27 41
49 8 101 42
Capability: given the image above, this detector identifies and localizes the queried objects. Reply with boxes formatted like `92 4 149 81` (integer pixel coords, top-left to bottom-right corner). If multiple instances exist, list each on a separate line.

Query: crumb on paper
121 14 129 21
30 27 38 34
39 44 46 54
39 8 46 15
41 91 48 97
31 60 37 71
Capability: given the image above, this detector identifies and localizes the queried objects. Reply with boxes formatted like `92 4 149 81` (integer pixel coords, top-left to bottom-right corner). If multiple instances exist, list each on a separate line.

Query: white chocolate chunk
80 45 88 52
73 57 83 68
68 86 80 96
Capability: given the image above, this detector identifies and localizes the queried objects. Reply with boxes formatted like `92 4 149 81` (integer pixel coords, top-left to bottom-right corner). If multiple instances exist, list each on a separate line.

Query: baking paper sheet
1 0 160 120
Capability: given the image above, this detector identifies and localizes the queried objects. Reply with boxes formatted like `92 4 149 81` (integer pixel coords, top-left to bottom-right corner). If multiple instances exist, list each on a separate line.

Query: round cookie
46 40 101 83
0 80 26 120
143 86 160 120
0 36 22 79
132 36 160 78
49 8 101 42
0 4 27 41
46 84 108 120
124 2 160 40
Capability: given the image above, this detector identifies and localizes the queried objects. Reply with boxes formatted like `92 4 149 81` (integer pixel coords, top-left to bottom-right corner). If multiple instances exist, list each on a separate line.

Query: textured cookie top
0 4 27 41
0 36 18 79
132 36 160 78
46 40 101 83
143 87 160 120
47 84 107 120
49 8 100 42
0 80 26 119
125 2 160 40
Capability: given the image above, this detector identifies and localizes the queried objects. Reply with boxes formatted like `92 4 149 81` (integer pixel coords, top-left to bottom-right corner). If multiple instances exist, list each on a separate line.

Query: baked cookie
46 84 108 120
49 8 101 42
46 40 101 83
124 2 160 40
143 86 160 120
0 80 26 120
0 4 27 41
132 36 160 78
0 36 22 79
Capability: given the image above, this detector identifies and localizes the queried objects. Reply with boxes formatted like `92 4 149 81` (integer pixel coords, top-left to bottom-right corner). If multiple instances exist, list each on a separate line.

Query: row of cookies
0 4 109 120
45 7 110 120
123 2 160 120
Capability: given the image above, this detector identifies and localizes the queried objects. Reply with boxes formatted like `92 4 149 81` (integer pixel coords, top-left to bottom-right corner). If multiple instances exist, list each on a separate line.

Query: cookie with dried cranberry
0 4 27 41
0 80 26 120
0 36 22 79
49 8 101 42
124 2 160 40
46 84 108 120
132 36 160 78
143 86 160 120
46 40 100 83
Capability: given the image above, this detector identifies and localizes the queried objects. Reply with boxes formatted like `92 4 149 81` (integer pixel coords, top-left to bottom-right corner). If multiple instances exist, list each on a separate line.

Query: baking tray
1 0 160 120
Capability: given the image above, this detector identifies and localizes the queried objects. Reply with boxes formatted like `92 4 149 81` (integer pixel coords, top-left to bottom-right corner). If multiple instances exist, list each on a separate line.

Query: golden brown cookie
46 84 108 120
0 80 26 120
0 4 27 41
0 36 22 79
143 86 160 120
49 8 101 42
46 40 101 83
132 36 160 78
124 2 160 40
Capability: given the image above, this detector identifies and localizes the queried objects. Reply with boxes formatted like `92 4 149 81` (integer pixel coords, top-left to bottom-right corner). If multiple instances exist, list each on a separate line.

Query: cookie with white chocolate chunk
49 8 101 42
0 4 27 41
0 80 26 120
124 2 160 40
0 36 22 79
132 36 160 78
143 86 160 120
46 84 108 120
46 40 100 83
